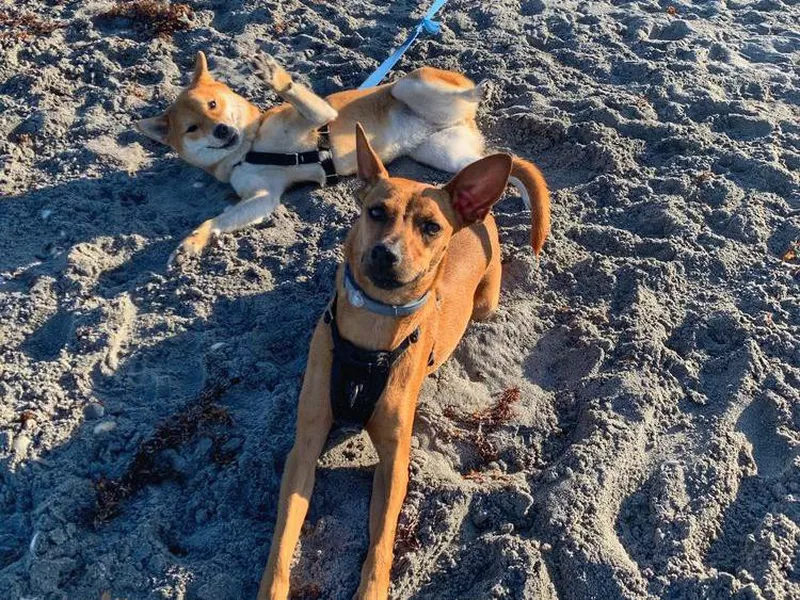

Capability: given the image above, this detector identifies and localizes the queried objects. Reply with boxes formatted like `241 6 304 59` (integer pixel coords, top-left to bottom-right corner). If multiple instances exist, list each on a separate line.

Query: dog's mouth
366 268 424 291
210 133 239 151
368 273 405 290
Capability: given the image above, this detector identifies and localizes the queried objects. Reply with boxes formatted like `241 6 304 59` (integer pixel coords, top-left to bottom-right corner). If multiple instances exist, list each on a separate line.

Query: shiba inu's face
136 52 260 168
348 124 512 303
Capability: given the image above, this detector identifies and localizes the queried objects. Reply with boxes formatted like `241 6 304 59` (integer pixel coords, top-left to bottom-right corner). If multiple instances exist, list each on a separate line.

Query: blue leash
359 0 448 89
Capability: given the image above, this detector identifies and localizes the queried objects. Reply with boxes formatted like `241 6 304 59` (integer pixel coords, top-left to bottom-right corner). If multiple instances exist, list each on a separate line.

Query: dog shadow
0 155 232 278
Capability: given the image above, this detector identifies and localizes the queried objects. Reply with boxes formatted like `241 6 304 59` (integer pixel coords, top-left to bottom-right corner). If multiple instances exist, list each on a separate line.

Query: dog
256 124 548 599
135 51 550 265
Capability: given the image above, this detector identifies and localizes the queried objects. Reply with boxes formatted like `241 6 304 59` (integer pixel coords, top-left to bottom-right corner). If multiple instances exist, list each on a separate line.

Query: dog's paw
251 52 292 93
167 220 215 270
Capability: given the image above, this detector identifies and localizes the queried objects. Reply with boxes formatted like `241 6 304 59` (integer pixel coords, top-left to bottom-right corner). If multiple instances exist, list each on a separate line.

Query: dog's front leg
356 425 413 599
169 187 283 267
251 52 338 127
258 323 333 600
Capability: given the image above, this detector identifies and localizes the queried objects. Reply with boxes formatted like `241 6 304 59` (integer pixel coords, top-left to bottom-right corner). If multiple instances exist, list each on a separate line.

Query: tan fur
511 157 550 255
134 52 550 266
257 127 535 600
413 66 474 88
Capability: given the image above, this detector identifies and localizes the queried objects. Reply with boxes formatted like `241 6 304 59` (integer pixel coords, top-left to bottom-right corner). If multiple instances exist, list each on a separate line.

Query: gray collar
343 264 429 317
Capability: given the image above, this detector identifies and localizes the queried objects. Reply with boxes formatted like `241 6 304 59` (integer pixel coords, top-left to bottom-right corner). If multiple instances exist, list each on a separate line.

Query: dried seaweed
781 240 798 262
94 376 239 523
96 1 194 38
443 387 521 464
0 9 63 41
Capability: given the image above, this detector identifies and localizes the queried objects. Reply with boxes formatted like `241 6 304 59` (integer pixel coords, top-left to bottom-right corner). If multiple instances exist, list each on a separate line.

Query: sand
1 0 799 598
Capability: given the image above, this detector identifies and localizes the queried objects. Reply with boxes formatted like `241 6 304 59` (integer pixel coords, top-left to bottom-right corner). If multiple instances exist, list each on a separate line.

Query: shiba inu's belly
329 103 437 175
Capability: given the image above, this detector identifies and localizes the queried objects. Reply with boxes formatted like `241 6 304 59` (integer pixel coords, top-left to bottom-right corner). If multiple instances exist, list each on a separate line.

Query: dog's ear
135 112 170 145
445 154 513 226
192 51 211 84
355 123 388 184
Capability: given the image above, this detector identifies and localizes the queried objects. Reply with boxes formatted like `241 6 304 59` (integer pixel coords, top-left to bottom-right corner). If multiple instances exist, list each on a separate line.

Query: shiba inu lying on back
136 51 550 265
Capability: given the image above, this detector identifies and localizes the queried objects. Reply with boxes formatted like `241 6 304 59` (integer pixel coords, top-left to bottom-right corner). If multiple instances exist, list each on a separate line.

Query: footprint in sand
21 309 75 362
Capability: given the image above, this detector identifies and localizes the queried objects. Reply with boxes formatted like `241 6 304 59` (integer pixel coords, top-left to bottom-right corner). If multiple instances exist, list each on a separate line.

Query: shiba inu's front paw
167 220 216 269
251 52 293 93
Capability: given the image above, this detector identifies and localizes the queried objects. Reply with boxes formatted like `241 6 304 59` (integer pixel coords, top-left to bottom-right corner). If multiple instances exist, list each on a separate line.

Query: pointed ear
445 154 513 226
355 123 388 184
135 113 170 145
192 51 210 84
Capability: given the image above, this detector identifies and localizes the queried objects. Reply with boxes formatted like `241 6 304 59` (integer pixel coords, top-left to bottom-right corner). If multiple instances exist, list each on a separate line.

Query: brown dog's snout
366 242 405 289
370 243 400 269
213 123 231 139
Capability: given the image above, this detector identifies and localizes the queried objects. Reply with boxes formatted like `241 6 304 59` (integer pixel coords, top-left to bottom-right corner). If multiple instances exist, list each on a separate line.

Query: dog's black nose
213 123 231 139
370 244 400 268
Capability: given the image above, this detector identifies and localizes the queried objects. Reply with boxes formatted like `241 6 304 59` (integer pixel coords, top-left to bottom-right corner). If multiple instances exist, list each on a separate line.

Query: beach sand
1 1 798 598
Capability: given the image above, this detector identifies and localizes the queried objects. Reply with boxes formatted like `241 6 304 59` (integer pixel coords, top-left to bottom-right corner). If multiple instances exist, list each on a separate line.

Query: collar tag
347 285 365 308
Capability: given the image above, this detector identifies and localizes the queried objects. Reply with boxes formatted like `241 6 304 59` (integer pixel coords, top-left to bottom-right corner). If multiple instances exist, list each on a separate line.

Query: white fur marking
29 531 40 554
508 176 531 211
182 130 243 168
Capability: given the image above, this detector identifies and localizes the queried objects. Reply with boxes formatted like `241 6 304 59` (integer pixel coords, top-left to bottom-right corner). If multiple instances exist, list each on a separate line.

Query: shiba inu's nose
213 123 231 139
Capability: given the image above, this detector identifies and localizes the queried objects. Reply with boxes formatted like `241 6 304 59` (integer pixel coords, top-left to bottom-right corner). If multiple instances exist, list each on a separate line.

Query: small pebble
0 431 12 453
472 509 489 528
13 434 31 456
83 402 105 420
221 437 243 453
93 421 117 435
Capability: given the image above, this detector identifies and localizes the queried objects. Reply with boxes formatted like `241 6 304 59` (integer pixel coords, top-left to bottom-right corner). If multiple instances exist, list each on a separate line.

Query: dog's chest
229 162 324 198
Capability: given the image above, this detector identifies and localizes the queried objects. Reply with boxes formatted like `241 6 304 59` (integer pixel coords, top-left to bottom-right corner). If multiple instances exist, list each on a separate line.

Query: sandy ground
1 0 799 598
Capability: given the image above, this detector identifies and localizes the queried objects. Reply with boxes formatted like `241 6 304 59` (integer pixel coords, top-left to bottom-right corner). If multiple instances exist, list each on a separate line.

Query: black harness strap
243 149 321 166
324 296 419 427
242 124 340 185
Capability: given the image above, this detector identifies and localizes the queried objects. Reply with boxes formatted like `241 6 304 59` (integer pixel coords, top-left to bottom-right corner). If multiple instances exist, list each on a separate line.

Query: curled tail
508 156 550 255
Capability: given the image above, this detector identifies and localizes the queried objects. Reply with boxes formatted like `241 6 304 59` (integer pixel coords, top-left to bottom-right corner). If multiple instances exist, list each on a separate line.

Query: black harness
237 124 339 185
323 296 420 427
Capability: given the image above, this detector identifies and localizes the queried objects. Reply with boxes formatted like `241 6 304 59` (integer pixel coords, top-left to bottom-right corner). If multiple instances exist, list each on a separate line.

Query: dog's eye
422 221 441 236
368 205 387 221
208 100 217 109
186 124 199 133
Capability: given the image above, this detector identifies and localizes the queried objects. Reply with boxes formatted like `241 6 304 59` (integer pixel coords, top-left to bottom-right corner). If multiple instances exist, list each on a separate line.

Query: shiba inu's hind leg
251 52 337 127
391 67 489 126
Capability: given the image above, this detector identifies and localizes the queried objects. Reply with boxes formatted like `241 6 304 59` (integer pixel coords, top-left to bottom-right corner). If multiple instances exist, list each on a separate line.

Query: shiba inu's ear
192 51 211 84
355 123 388 184
135 112 170 145
445 154 512 226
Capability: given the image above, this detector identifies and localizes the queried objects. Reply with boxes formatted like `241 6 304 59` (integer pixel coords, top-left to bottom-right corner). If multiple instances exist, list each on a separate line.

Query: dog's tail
508 156 550 255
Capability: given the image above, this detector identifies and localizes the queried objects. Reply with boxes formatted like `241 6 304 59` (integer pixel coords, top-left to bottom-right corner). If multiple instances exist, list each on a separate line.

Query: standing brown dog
257 124 548 600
